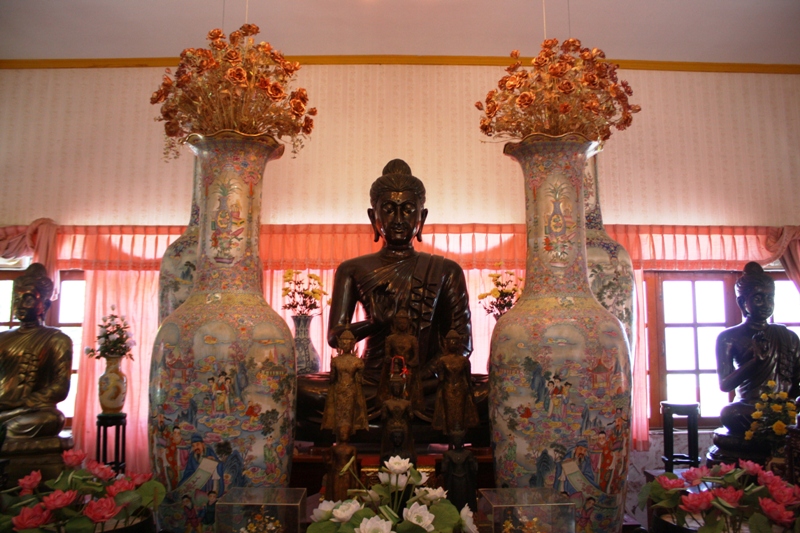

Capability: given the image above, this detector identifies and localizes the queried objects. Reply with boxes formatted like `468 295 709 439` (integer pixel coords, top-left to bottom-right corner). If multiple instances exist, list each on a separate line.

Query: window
645 271 800 428
0 269 85 427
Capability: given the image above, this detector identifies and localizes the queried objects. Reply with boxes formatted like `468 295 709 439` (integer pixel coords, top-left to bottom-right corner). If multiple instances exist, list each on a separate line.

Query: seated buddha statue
0 263 73 445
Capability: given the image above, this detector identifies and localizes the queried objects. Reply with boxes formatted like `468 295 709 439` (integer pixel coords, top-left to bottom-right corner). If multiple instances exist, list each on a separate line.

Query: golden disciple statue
321 329 368 441
431 330 479 435
0 263 73 442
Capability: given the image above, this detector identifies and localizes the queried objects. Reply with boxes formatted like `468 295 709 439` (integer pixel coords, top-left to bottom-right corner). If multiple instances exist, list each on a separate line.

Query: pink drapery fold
0 218 60 297
765 226 800 293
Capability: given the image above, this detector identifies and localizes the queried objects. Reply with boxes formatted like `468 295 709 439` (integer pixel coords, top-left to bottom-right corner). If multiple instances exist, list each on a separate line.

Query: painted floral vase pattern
583 155 637 357
488 134 632 533
98 356 127 414
292 315 320 374
158 159 202 324
149 132 296 533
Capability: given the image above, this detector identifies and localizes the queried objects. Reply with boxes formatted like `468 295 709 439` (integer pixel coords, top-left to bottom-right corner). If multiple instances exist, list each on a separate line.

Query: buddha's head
735 261 775 321
368 159 428 246
12 263 53 324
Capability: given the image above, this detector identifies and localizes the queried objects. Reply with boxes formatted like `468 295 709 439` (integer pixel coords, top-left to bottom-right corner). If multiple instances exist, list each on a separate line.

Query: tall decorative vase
98 356 127 414
292 315 320 374
158 159 202 324
488 134 632 533
149 131 296 533
583 155 637 357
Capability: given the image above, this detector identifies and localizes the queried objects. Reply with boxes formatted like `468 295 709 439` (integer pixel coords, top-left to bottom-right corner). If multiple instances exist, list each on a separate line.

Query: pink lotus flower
86 459 116 481
41 489 79 510
128 472 153 486
106 478 136 497
712 485 743 507
714 463 736 476
656 475 685 490
680 466 710 486
83 496 123 523
679 491 715 514
769 482 800 506
12 504 52 531
759 497 795 527
62 449 87 469
17 470 42 496
758 470 784 490
738 459 764 477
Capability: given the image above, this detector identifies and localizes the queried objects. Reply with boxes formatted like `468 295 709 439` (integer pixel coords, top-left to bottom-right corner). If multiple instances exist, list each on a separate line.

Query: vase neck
187 157 202 228
187 133 283 295
505 135 597 299
583 154 606 231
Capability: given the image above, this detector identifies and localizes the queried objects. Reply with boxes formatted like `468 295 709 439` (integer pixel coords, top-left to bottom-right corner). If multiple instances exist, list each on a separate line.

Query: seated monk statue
0 263 73 442
327 159 472 399
716 261 800 435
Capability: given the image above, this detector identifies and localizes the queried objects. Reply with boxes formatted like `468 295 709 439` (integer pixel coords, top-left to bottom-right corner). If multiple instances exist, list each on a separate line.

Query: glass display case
216 487 307 533
479 488 575 533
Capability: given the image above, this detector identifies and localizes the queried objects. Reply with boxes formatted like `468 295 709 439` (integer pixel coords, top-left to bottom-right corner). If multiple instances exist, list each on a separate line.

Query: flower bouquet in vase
308 456 478 533
85 306 135 414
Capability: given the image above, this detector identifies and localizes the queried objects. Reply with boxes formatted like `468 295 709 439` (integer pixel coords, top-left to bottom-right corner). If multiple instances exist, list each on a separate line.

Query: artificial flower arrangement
477 268 523 320
84 305 136 360
151 23 317 159
308 456 478 533
475 38 640 142
282 270 327 316
745 380 797 456
638 460 800 533
0 449 166 532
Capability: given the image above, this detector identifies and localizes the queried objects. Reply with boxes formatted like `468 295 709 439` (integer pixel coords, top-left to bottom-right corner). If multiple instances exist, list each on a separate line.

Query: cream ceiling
1 0 799 64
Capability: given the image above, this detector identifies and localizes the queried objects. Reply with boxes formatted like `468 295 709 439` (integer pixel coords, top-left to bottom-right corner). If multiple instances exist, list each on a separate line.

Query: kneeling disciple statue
321 328 368 440
709 261 800 463
0 263 74 480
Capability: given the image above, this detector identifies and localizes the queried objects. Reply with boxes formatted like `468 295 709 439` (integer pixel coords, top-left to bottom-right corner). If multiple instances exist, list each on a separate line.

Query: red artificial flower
712 485 744 507
86 459 117 481
42 489 79 511
679 491 714 514
106 478 136 497
759 497 795 527
12 505 52 531
83 497 123 523
62 449 87 469
714 463 736 476
680 466 710 486
656 475 685 491
17 470 42 496
769 482 800 506
738 459 764 477
129 472 153 486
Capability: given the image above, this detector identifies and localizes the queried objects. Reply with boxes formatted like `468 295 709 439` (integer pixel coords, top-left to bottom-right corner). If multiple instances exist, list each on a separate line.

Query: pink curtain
766 226 800 292
0 218 60 297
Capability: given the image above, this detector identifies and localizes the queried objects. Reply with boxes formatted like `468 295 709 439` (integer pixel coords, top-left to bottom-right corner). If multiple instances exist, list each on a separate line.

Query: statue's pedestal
706 427 770 466
0 434 73 487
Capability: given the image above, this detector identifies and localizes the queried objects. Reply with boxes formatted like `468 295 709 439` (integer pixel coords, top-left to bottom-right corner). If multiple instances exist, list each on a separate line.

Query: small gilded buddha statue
0 263 73 450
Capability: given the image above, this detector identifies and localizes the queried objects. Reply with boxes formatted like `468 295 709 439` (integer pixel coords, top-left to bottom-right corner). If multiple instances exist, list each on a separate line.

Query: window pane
698 326 725 370
695 281 725 323
0 279 13 322
58 280 86 324
663 281 694 323
665 327 696 370
699 373 728 417
61 327 83 371
774 280 800 323
666 374 696 404
58 374 79 419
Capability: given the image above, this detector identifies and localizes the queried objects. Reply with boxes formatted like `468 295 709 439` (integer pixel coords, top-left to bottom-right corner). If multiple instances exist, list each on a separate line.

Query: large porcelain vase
158 159 202 324
149 131 296 533
584 155 637 357
292 315 320 374
488 134 632 533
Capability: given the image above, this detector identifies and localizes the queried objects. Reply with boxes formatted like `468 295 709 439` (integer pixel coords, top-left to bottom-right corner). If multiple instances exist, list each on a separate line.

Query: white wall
1 65 799 227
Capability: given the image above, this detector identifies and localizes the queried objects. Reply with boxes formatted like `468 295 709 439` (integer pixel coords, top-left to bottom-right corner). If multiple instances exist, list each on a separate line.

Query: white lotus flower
354 516 393 533
311 500 339 522
362 489 381 507
403 502 435 532
460 504 478 533
378 471 409 489
384 456 411 474
417 471 429 486
331 500 363 522
415 486 447 505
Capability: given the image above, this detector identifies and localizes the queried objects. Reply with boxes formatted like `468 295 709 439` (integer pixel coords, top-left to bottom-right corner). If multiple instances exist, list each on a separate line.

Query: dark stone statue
431 330 479 436
321 329 368 442
0 263 74 482
717 262 800 434
327 159 472 385
380 375 415 464
709 262 800 464
441 430 478 512
0 264 73 442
